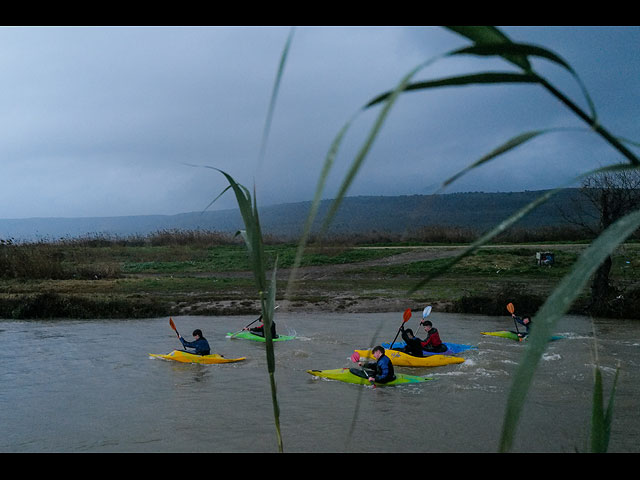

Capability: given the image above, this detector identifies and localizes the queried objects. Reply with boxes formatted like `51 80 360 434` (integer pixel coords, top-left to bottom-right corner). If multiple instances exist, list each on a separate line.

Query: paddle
389 308 412 350
169 317 184 349
506 302 521 336
229 305 279 337
169 317 180 338
418 305 432 331
350 351 375 386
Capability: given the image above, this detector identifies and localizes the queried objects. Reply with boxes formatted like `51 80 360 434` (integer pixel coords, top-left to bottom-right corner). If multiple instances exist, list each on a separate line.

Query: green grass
121 244 408 274
365 248 580 277
2 240 638 320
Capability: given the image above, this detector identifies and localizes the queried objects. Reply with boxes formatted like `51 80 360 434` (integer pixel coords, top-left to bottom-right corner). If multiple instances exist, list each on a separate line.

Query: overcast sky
0 26 638 219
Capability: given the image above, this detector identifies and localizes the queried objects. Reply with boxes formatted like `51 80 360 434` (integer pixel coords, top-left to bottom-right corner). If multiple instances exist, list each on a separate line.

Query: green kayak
307 368 433 387
226 331 296 342
481 331 565 342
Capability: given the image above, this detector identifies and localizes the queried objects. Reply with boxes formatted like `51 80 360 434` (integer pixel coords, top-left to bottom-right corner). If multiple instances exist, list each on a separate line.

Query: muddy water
1 312 638 452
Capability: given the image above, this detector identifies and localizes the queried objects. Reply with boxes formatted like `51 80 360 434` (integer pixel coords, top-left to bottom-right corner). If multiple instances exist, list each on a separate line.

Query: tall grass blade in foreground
256 28 295 173
204 167 282 452
589 320 621 453
187 30 294 453
591 362 620 452
345 321 384 448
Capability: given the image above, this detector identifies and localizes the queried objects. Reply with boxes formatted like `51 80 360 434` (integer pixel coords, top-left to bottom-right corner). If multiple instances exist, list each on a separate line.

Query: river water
1 311 638 453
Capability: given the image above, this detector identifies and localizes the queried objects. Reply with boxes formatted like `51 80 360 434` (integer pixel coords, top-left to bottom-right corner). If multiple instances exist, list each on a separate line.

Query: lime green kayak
307 368 433 386
226 331 295 342
481 331 565 342
149 350 246 364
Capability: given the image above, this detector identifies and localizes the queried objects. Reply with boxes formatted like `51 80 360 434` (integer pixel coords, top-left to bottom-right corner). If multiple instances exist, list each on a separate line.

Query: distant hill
0 189 594 242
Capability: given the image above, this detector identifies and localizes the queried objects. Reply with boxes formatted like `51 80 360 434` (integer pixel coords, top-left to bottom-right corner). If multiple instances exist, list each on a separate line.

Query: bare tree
562 170 640 313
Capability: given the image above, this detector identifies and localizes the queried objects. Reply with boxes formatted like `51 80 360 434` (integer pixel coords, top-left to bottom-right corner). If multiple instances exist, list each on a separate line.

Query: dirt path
277 243 586 281
282 246 462 281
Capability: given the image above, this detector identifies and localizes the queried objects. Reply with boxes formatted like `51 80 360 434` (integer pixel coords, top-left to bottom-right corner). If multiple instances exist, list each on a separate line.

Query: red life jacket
421 328 442 348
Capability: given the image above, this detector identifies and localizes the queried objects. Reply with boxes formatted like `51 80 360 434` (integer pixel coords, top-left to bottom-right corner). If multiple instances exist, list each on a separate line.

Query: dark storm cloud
0 26 638 219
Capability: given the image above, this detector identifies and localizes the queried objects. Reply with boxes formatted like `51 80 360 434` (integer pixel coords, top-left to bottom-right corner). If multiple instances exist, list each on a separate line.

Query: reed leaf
444 26 531 70
590 363 620 453
451 42 597 120
365 71 538 107
366 35 640 167
591 367 606 452
589 322 621 454
264 256 282 453
285 118 354 295
367 43 599 131
285 55 443 295
186 29 294 453
345 320 385 448
446 37 636 165
441 129 554 189
319 59 438 235
201 166 283 452
257 28 295 171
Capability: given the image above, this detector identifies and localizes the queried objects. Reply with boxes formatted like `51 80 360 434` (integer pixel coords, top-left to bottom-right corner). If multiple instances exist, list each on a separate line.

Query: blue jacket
514 316 532 334
180 337 211 355
365 354 396 384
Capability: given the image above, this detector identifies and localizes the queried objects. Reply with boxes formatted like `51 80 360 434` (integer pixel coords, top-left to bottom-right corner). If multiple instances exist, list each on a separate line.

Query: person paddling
353 346 396 384
400 325 424 357
420 320 447 353
243 316 278 339
178 329 211 356
511 313 532 339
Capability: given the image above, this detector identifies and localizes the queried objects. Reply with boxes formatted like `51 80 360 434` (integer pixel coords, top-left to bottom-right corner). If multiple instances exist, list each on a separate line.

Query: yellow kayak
354 349 464 367
149 350 246 364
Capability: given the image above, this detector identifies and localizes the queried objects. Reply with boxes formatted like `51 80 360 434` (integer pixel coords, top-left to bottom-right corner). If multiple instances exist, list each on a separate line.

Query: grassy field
1 234 639 319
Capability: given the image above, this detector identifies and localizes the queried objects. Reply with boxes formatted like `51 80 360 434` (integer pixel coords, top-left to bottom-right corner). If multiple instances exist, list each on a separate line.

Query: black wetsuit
401 327 424 357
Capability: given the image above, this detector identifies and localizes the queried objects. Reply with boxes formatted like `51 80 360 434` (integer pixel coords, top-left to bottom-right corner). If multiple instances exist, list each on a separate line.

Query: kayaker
244 317 278 339
420 320 448 353
179 329 211 356
400 326 424 357
511 314 532 338
357 346 396 384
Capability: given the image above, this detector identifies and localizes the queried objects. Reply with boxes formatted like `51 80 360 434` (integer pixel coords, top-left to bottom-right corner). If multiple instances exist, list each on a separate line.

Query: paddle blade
507 303 515 314
169 318 177 331
423 306 432 318
351 352 360 363
403 308 412 322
